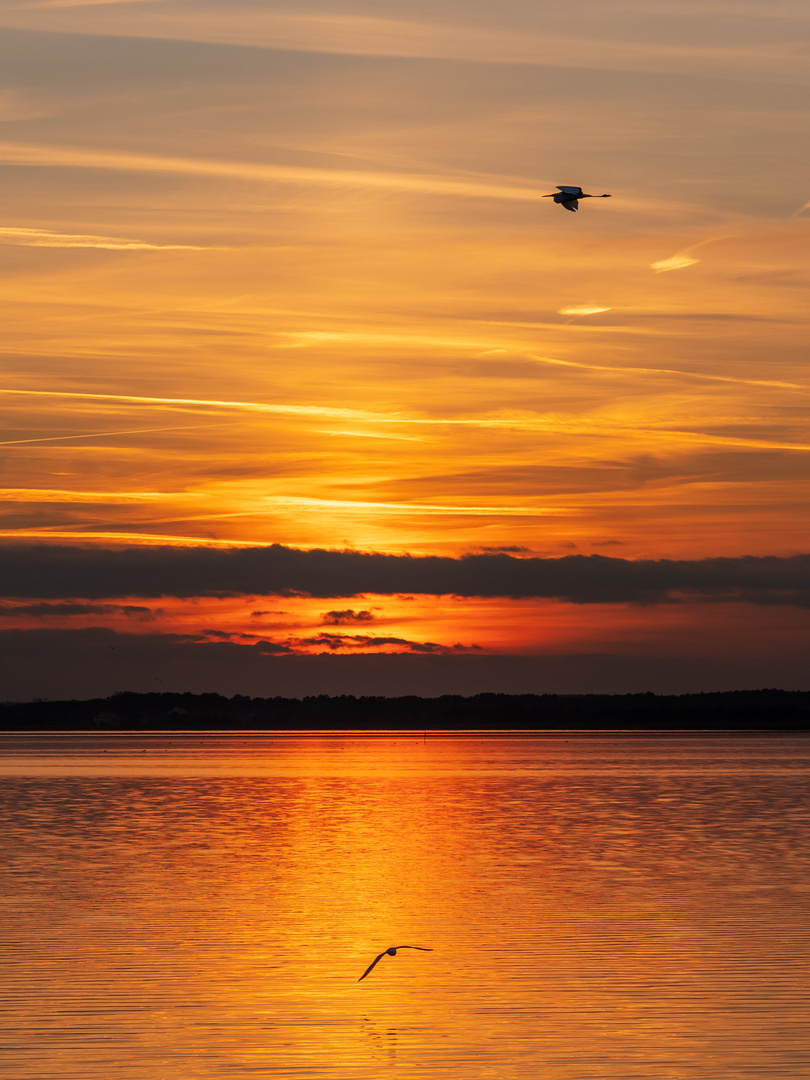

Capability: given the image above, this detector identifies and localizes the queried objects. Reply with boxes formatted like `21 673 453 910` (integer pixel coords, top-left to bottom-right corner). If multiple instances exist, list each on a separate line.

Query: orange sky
2 0 810 696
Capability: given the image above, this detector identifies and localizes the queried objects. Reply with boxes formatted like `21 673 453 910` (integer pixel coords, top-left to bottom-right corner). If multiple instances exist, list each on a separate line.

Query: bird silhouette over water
543 185 611 212
357 946 433 982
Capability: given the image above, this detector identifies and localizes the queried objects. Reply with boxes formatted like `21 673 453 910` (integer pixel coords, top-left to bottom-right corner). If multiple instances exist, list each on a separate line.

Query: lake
2 732 809 1079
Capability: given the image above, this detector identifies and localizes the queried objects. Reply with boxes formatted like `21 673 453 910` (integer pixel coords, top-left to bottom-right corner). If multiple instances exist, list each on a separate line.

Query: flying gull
357 945 433 982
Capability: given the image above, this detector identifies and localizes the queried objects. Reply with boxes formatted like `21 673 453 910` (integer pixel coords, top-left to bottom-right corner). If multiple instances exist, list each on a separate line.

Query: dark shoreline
2 689 810 731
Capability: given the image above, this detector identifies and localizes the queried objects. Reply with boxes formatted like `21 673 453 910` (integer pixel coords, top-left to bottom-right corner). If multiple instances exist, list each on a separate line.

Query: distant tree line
1 689 809 731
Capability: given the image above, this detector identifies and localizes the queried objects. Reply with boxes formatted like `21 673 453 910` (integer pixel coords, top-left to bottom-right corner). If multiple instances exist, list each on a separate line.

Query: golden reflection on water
2 734 809 1078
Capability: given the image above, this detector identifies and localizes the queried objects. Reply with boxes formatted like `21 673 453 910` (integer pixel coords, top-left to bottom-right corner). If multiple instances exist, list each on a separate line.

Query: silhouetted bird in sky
543 185 611 212
357 945 433 982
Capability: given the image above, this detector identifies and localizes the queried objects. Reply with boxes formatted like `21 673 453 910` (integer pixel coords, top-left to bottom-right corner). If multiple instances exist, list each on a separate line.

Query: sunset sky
2 0 810 699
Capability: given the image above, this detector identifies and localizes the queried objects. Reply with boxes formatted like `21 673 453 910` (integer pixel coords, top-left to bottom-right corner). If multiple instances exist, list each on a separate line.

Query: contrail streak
0 423 220 446
3 387 810 452
527 353 806 391
0 387 400 422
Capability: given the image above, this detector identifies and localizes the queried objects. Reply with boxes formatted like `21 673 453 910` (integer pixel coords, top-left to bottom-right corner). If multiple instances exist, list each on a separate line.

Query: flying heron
543 185 611 212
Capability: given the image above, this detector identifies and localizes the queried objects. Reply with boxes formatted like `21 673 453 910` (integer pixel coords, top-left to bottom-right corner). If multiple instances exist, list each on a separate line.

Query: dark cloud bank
3 628 810 702
3 543 810 605
5 545 810 699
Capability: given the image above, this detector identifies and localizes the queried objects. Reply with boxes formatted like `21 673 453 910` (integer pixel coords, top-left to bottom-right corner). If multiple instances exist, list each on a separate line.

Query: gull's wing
357 951 387 982
562 199 578 212
392 945 433 951
557 186 583 195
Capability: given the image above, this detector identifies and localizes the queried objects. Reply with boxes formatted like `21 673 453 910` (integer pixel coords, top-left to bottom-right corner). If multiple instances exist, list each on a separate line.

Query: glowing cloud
651 234 739 273
558 306 612 316
650 253 700 273
0 488 185 504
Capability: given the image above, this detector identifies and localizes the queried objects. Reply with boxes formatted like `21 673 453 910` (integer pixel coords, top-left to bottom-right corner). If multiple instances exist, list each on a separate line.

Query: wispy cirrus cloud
0 226 206 250
2 5 808 84
20 0 165 9
0 141 543 203
4 388 810 456
0 424 218 447
0 487 199 504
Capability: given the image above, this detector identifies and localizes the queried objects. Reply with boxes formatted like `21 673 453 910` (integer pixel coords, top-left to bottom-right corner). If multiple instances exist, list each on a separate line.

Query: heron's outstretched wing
562 199 578 212
357 951 387 982
557 186 582 195
392 946 433 951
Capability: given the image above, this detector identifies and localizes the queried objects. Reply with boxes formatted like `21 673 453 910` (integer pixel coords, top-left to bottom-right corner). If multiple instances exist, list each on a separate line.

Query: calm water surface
2 732 809 1079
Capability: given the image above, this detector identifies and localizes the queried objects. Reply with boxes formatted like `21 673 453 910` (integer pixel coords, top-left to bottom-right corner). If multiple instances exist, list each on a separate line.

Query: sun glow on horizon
2 0 810 685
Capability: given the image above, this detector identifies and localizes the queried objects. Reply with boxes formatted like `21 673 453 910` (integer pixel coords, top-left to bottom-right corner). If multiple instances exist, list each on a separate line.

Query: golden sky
2 0 810 696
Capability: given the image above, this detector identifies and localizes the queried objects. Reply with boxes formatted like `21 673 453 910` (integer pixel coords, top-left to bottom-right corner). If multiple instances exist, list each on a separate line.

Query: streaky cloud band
0 141 542 203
